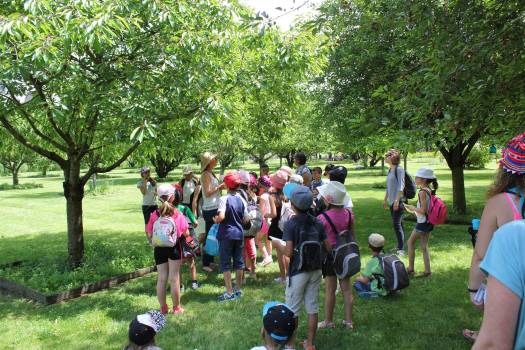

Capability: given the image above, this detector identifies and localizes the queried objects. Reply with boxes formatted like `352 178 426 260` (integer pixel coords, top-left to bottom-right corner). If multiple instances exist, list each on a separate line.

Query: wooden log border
0 265 156 305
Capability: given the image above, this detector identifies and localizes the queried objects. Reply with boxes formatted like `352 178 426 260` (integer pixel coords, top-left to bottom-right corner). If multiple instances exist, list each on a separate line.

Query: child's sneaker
234 289 243 298
217 291 237 302
172 305 185 315
160 304 169 315
259 257 273 266
191 280 200 290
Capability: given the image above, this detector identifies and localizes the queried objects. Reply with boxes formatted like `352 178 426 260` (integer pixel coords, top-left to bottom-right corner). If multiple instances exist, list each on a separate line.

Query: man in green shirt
354 233 388 297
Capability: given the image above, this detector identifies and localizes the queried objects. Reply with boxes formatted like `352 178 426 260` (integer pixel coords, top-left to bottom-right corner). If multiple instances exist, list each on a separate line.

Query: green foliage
0 182 43 191
465 145 491 169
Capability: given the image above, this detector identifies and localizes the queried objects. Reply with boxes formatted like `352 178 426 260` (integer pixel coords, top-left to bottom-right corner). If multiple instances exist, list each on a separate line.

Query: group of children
131 151 442 350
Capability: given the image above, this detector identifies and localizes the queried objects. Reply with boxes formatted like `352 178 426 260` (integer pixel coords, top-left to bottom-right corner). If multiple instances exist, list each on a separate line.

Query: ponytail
429 179 438 195
159 200 174 217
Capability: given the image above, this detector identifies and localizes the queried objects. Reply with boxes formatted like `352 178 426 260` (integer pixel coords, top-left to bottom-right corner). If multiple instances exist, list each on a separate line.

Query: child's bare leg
407 230 418 272
420 233 431 273
156 263 169 307
168 259 182 308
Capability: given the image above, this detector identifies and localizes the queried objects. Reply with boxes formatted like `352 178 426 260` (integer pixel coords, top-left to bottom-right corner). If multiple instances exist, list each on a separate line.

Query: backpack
393 166 416 200
151 214 177 248
279 201 295 232
244 198 263 237
321 210 361 279
422 188 447 225
375 255 409 293
180 206 201 257
205 224 220 257
294 218 324 273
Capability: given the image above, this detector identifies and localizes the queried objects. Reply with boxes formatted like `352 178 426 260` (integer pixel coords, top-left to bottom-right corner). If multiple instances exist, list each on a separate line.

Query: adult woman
137 167 157 225
178 165 200 218
382 149 406 255
294 152 312 187
464 131 525 342
200 152 226 272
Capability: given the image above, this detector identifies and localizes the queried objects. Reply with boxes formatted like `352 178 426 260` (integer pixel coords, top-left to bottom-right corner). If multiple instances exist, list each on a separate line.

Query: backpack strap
321 210 353 242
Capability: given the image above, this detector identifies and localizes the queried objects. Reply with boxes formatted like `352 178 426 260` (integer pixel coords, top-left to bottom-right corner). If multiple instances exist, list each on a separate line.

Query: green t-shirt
362 256 387 296
177 205 196 225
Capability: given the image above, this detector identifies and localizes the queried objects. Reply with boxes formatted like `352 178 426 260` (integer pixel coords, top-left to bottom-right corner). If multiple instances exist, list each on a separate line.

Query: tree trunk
403 151 408 170
450 165 467 214
280 157 283 167
42 165 48 177
12 169 19 186
381 158 385 176
369 151 380 168
63 160 84 268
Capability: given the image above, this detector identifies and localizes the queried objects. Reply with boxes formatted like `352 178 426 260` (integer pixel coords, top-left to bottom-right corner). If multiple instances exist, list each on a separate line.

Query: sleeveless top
201 172 220 211
416 189 431 223
504 187 524 220
268 192 283 238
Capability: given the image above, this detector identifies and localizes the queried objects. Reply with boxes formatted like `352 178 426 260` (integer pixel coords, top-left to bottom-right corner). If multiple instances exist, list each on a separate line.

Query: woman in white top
137 167 157 225
200 152 225 272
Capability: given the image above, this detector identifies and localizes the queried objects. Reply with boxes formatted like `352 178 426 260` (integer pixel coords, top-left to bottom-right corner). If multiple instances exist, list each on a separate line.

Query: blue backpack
205 224 220 257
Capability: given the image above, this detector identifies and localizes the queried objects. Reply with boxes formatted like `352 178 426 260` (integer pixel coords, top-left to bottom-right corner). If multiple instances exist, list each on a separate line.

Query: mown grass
0 156 495 349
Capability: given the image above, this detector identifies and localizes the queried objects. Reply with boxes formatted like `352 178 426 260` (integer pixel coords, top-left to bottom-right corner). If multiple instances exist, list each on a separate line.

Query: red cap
223 171 241 189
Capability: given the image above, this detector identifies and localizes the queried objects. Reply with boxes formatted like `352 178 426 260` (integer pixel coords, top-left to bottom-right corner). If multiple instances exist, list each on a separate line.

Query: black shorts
415 222 434 233
154 241 182 265
322 253 336 278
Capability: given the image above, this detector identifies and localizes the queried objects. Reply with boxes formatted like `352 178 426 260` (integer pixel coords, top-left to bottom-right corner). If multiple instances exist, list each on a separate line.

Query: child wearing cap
404 168 439 277
282 185 331 350
178 165 200 218
317 182 355 330
251 301 297 350
213 171 251 302
146 184 190 315
125 310 166 350
354 234 388 298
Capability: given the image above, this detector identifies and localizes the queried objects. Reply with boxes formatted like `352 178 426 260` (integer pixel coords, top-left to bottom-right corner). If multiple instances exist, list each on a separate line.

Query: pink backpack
422 188 447 225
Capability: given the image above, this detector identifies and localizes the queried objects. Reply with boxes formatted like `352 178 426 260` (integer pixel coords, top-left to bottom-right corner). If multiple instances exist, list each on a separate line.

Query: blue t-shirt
480 219 525 350
217 192 248 241
283 213 327 277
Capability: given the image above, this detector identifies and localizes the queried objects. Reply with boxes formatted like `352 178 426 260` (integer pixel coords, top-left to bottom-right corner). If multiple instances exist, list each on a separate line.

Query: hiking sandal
317 320 335 329
342 320 354 330
462 329 478 342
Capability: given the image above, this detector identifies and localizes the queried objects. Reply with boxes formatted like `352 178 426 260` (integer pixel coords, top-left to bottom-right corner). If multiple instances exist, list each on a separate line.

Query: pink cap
270 170 288 190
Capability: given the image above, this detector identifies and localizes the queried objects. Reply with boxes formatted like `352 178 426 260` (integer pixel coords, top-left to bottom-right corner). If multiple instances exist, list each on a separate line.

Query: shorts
243 237 256 260
322 253 336 278
353 281 371 293
142 205 158 225
285 270 322 316
415 222 434 233
219 239 245 272
154 241 182 265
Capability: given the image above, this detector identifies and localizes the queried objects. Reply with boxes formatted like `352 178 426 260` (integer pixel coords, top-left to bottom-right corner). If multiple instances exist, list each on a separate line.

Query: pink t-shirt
146 209 189 238
317 208 354 246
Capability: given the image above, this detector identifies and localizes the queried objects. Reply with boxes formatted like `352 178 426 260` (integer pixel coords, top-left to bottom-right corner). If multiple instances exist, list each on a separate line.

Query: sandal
317 320 335 329
463 329 478 342
342 320 354 330
416 272 432 278
202 266 213 273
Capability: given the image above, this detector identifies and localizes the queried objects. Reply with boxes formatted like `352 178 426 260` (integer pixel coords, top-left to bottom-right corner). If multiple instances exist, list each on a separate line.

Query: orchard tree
316 0 525 213
0 1 240 267
0 129 35 185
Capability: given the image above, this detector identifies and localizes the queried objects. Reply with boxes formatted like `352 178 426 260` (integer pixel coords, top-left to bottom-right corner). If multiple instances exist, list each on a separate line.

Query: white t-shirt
250 347 268 350
182 179 197 204
137 180 157 206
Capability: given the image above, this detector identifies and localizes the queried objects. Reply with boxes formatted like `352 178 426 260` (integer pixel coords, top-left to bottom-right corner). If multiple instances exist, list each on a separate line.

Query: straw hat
200 152 217 172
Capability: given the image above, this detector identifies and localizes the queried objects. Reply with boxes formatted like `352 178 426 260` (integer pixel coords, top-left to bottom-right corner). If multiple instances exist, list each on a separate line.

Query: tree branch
0 113 67 168
80 140 141 185
461 130 482 161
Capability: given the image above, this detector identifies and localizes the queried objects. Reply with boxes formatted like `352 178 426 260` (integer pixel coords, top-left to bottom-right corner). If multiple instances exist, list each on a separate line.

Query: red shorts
243 237 256 260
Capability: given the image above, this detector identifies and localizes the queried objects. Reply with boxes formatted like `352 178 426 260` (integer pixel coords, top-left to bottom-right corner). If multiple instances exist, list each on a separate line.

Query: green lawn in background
0 155 495 349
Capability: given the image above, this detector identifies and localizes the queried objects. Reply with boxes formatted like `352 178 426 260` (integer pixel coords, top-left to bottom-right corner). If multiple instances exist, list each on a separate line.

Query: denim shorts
219 239 245 272
415 222 434 233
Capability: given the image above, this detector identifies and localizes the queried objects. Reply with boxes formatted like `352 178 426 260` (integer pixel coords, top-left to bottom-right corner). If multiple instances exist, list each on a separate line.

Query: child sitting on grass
251 301 297 350
213 171 251 302
353 233 388 298
125 310 166 350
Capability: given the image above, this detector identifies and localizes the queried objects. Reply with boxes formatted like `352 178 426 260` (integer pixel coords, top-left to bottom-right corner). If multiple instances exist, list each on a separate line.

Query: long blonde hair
159 200 174 217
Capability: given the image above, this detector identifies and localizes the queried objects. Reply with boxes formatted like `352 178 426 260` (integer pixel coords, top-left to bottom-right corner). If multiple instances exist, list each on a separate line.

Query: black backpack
374 255 409 293
321 210 360 279
294 219 324 273
393 166 416 200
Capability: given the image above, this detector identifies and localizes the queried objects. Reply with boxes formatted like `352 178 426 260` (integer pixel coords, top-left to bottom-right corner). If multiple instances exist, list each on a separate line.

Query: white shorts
285 270 322 316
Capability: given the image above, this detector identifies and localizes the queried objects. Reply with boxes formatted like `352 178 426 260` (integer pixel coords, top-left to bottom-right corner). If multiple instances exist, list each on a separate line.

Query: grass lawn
0 155 495 349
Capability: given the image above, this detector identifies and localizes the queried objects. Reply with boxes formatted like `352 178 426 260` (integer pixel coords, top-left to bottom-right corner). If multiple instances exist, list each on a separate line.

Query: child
282 185 331 350
257 175 273 266
353 234 388 298
404 168 438 277
173 185 200 290
250 301 297 350
146 184 189 314
279 165 293 180
213 171 250 301
317 182 355 330
266 170 289 284
310 167 326 192
125 310 166 350
260 163 270 178
238 170 258 280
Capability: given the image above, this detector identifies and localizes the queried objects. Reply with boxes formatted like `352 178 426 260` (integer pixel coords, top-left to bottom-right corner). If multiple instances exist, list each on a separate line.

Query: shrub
0 183 43 191
465 145 491 169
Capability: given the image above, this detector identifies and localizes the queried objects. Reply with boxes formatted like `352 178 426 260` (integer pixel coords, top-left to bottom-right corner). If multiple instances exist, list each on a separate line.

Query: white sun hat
414 168 436 180
318 181 349 206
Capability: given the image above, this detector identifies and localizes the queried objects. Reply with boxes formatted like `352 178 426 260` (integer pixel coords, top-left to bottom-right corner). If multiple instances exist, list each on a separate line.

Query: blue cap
290 185 313 211
283 182 298 199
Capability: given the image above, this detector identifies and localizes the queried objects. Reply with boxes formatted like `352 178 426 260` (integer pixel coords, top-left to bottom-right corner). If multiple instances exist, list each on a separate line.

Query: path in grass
0 156 492 349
